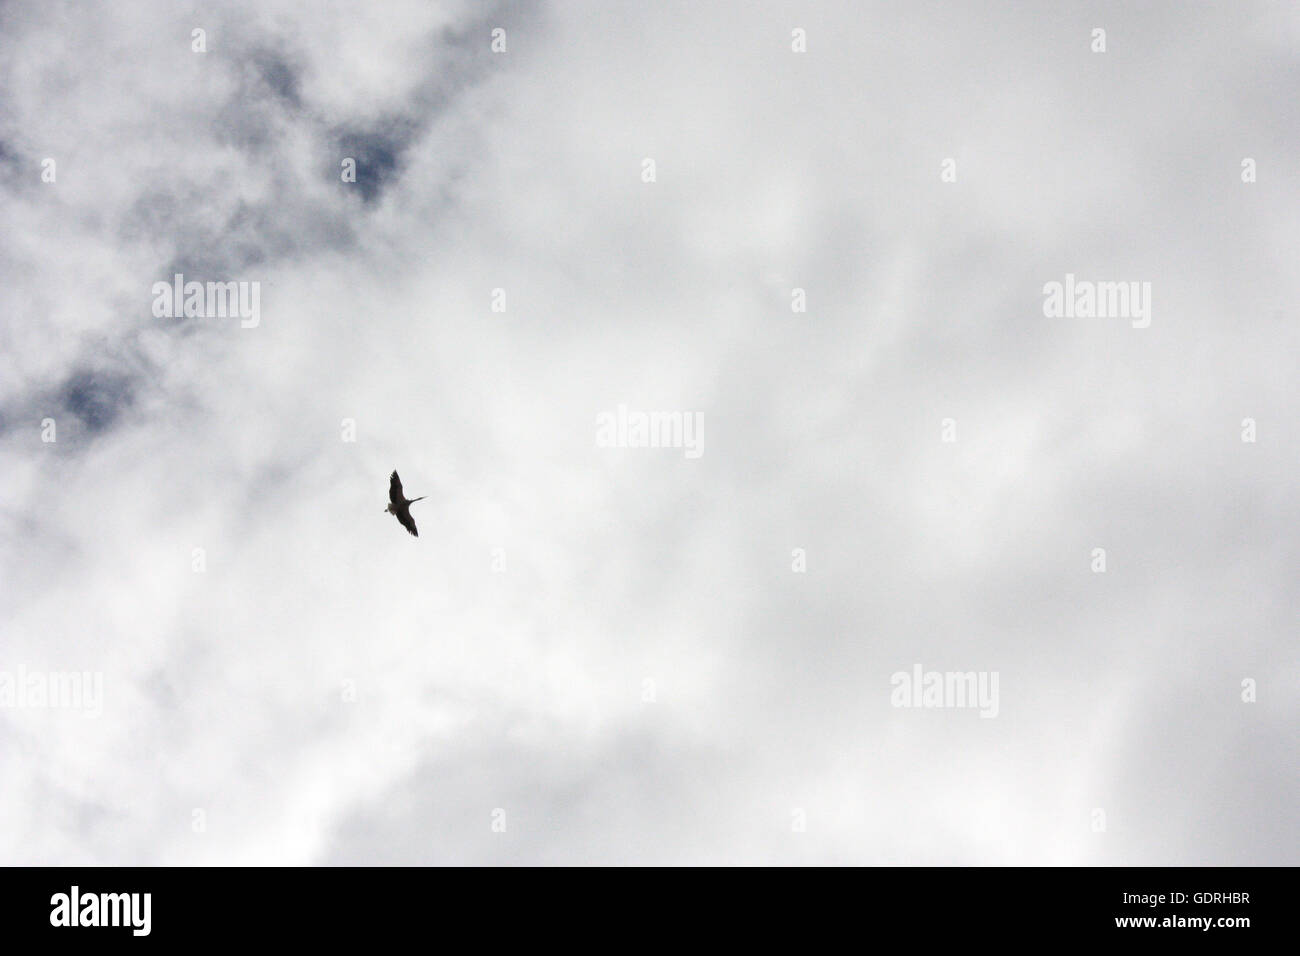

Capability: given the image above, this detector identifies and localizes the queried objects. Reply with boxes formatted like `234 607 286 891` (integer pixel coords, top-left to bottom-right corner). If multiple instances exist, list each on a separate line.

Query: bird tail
409 496 427 503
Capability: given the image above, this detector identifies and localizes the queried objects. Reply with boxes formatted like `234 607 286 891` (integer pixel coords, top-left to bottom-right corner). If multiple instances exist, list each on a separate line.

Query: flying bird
385 470 426 537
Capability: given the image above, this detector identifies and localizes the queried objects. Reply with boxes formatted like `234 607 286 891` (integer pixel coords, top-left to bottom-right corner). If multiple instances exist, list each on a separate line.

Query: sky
0 0 1296 865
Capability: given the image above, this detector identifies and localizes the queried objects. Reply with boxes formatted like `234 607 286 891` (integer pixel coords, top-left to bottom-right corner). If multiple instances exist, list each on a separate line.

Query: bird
384 470 426 537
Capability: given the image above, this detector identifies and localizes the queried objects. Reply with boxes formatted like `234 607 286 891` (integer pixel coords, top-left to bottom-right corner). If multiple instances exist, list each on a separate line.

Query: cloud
0 0 1295 865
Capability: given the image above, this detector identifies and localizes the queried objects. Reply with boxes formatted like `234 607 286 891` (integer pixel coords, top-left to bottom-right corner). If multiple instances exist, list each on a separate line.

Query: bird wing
389 470 404 506
395 504 418 537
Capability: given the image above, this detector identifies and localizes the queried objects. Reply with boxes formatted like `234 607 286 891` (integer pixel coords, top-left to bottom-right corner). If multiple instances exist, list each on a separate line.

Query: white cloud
0 0 1295 864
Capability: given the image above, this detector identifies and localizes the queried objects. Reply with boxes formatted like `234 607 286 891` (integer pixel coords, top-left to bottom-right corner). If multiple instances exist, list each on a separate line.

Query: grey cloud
57 368 135 436
333 118 419 205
